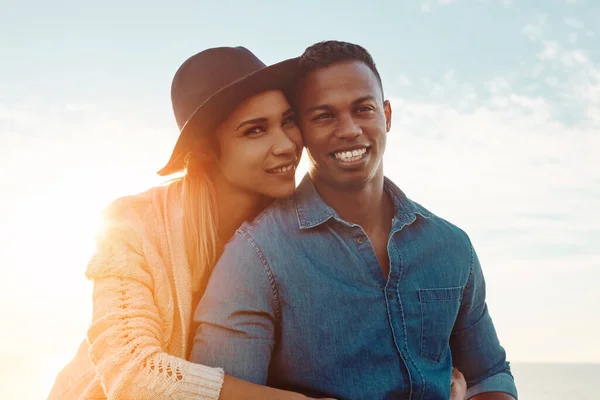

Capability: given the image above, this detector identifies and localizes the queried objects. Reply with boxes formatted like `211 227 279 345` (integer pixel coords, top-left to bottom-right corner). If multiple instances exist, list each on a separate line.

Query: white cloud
531 63 545 77
564 17 584 29
396 74 412 87
569 32 578 43
485 76 512 94
537 40 561 60
522 14 547 41
526 21 600 127
419 0 458 12
64 103 98 112
544 75 559 87
442 69 456 85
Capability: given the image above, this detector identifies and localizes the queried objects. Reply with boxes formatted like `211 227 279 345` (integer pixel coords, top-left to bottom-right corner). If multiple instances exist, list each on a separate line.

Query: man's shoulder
408 198 472 245
215 196 298 279
222 196 297 256
239 196 298 238
405 199 476 272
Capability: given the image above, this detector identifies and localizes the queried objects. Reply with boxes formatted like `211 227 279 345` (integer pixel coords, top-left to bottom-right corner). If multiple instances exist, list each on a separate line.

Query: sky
1 0 599 397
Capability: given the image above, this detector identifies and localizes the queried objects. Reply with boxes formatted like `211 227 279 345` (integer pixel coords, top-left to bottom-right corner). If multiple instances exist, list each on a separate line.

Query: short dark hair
298 40 383 93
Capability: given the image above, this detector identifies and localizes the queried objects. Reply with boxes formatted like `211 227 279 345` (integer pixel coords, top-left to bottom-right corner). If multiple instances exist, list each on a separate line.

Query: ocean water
510 363 600 400
1 356 598 399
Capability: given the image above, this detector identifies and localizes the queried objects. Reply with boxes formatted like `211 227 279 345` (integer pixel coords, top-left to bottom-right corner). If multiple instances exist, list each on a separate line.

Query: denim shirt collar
294 174 431 230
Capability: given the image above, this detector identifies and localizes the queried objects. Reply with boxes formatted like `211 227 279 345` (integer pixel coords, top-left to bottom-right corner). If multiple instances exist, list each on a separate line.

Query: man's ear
384 100 392 132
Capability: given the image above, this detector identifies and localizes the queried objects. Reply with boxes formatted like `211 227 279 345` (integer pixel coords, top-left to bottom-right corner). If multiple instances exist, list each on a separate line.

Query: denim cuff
466 371 518 399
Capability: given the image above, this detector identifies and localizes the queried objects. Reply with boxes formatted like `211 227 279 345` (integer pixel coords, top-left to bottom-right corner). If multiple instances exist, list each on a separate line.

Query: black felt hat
158 46 299 176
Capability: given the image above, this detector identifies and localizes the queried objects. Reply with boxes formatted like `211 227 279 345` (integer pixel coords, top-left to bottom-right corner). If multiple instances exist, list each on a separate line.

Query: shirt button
387 291 394 300
402 352 408 360
357 237 364 244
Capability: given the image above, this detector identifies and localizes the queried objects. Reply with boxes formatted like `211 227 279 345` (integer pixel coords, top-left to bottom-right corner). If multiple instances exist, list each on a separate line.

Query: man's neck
311 172 392 236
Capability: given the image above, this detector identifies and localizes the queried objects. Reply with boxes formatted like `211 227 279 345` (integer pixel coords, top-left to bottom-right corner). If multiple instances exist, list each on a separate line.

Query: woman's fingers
450 367 467 400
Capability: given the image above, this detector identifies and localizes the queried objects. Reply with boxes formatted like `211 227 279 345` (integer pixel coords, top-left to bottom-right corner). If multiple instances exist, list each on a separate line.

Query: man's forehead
297 61 382 107
304 61 375 86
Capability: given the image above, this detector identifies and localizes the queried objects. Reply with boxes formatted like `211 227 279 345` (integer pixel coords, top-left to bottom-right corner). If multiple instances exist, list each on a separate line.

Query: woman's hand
450 367 467 400
220 375 337 399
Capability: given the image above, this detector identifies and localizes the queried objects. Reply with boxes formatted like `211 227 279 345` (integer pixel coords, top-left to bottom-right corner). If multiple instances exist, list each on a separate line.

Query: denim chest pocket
418 286 463 363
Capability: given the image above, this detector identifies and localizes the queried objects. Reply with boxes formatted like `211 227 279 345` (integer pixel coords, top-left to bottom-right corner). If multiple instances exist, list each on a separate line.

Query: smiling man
190 41 518 400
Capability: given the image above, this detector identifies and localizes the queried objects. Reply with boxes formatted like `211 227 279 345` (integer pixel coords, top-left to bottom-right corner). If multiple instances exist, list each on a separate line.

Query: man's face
295 61 392 191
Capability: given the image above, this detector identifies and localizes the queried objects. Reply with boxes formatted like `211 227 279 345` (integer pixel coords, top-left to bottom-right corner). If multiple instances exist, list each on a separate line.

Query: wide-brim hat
158 46 299 176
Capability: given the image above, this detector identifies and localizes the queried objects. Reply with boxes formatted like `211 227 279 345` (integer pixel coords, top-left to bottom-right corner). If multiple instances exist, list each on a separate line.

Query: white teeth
270 163 295 174
333 148 367 162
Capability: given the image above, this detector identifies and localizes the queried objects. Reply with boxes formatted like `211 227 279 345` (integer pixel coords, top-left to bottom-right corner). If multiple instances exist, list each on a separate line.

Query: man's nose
335 114 361 140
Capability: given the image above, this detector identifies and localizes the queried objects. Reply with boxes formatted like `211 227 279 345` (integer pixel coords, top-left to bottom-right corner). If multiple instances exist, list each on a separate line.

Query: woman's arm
85 210 223 399
221 375 335 400
85 205 332 400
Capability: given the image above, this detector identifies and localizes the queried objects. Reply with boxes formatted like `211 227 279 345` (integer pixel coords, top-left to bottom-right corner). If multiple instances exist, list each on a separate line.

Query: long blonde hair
180 150 219 293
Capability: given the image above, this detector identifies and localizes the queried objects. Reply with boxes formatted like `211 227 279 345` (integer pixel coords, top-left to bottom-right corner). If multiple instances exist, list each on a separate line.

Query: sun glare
0 160 166 399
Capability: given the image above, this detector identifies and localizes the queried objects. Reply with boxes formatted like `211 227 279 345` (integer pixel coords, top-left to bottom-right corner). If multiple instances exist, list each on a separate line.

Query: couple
49 41 517 399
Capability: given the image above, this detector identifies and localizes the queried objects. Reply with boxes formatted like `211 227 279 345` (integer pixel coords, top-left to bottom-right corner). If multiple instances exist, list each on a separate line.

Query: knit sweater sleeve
84 203 224 400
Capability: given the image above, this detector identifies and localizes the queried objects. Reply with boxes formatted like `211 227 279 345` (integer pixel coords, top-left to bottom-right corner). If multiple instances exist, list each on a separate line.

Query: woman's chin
263 181 296 199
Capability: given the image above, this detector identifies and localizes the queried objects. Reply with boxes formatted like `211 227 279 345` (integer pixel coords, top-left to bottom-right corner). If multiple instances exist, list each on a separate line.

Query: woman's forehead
229 90 291 122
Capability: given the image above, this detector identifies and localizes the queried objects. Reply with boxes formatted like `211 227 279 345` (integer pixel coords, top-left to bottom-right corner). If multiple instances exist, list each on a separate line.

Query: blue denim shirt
191 175 518 400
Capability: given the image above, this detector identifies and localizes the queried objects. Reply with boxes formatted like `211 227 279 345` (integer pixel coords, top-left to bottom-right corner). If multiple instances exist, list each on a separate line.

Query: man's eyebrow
306 104 332 113
236 118 267 130
282 108 294 116
352 95 376 105
305 96 377 114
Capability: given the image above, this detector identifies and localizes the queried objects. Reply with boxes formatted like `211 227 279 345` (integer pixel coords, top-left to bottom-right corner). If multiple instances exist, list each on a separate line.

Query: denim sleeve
189 232 278 385
450 241 518 399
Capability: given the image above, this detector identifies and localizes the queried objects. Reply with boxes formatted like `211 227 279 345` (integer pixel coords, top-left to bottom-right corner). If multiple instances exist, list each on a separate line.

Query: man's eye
357 106 374 113
282 115 296 125
313 113 331 121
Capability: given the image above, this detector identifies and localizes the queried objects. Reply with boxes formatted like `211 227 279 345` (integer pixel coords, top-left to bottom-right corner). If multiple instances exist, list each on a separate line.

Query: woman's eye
244 126 264 136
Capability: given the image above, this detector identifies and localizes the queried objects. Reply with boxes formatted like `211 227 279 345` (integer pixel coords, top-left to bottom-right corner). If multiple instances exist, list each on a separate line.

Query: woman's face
214 90 303 199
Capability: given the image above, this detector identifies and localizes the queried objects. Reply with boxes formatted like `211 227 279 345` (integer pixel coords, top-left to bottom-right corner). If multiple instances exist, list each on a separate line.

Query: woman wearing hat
47 47 333 400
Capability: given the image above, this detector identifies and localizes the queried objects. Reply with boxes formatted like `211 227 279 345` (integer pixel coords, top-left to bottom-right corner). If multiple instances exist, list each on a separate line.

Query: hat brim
157 57 300 176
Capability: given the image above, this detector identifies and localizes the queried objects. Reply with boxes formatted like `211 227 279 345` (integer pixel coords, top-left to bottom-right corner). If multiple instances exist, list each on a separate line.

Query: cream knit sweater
48 181 224 400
